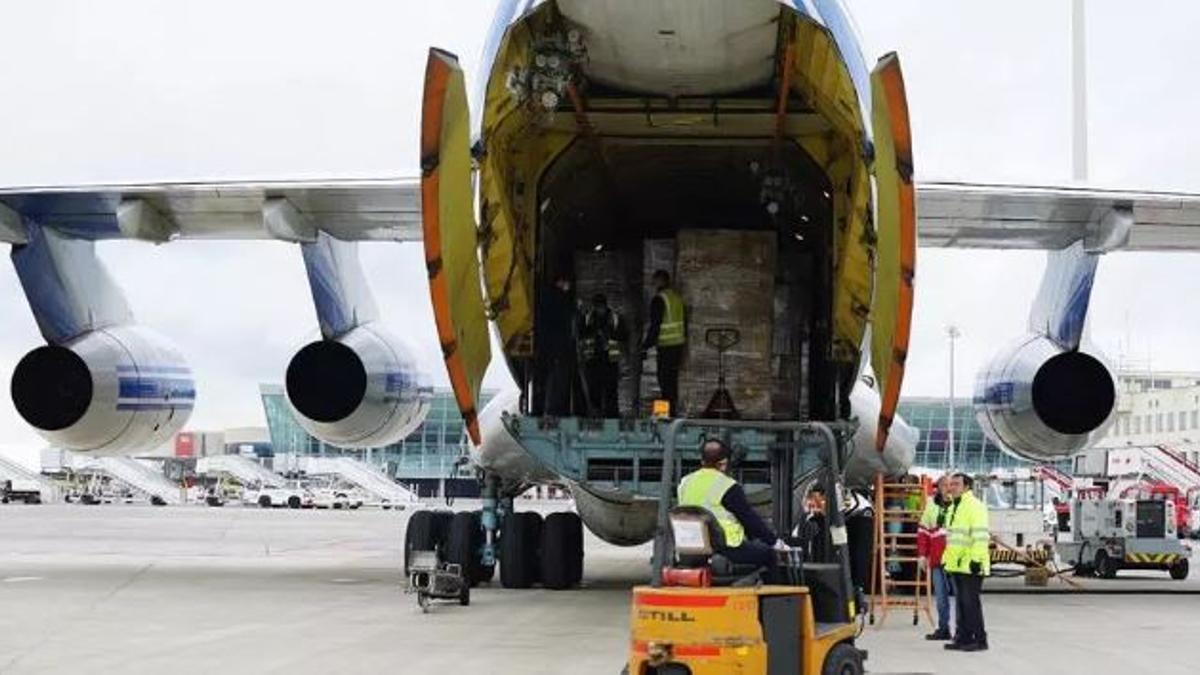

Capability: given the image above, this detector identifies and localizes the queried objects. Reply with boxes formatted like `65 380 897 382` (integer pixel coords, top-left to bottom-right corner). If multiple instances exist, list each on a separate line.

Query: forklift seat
668 506 764 586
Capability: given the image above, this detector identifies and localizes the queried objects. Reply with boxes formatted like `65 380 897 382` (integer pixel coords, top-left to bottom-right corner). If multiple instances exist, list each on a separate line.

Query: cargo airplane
2 0 1199 589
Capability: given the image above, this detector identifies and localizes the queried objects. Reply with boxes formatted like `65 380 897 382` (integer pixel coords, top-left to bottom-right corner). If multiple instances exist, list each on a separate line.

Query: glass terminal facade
259 384 497 485
897 397 1053 472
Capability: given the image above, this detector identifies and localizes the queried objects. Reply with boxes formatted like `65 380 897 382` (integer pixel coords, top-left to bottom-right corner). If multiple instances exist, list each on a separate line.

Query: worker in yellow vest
678 440 779 572
942 473 990 652
642 270 686 416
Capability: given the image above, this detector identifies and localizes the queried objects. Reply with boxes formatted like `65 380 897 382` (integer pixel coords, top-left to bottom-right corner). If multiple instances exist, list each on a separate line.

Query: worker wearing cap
678 439 778 574
942 473 990 652
918 475 953 641
577 293 628 417
641 270 686 416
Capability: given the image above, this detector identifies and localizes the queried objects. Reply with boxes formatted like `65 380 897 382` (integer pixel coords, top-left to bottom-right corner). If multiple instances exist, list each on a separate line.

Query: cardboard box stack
675 230 777 419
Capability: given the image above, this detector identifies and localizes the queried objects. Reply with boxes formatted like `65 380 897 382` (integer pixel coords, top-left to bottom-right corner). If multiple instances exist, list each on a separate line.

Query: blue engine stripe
117 376 196 400
115 365 193 375
116 403 195 411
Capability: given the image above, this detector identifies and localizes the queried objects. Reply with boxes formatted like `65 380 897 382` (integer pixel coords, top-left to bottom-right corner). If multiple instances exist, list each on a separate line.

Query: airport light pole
946 325 961 470
1071 0 1089 182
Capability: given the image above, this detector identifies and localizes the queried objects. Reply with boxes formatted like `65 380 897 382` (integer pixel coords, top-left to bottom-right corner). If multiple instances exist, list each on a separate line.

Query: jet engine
974 334 1116 462
10 326 194 454
285 324 430 448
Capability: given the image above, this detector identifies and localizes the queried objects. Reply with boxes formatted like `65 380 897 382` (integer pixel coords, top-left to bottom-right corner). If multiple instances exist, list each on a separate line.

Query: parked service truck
1055 491 1190 580
1 478 43 504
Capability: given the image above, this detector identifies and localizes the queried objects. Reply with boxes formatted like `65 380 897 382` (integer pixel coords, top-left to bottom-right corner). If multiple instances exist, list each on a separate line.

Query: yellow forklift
627 420 866 675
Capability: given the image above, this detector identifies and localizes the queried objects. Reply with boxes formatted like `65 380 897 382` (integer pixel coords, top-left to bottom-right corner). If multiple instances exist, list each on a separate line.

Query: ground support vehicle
406 549 469 613
1 479 42 504
627 419 866 675
1055 494 1190 580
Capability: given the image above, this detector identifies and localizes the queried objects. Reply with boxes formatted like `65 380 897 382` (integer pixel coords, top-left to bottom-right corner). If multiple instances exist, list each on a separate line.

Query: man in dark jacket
534 272 578 416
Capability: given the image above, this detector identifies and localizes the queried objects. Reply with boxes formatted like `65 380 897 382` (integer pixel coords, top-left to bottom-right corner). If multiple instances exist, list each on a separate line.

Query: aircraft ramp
301 456 419 505
196 454 285 488
88 457 183 505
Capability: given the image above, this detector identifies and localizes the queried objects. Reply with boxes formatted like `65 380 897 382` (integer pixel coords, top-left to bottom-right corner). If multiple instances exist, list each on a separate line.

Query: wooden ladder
869 473 933 627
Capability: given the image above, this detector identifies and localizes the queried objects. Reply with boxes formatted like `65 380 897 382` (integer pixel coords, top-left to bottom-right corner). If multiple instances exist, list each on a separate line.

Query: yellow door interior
421 48 492 445
868 53 916 452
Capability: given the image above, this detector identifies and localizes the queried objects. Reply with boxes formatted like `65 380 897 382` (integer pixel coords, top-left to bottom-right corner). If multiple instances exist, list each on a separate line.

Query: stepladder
869 473 934 627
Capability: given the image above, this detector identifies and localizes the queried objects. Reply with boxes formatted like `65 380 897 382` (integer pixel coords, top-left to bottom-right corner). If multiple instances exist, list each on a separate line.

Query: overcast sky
2 1 1199 459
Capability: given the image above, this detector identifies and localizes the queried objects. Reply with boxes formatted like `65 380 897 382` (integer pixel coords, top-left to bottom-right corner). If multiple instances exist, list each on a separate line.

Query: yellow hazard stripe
1125 553 1180 564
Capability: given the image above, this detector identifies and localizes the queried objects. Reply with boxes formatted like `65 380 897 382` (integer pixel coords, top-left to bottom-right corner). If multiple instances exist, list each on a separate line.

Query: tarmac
0 502 1197 675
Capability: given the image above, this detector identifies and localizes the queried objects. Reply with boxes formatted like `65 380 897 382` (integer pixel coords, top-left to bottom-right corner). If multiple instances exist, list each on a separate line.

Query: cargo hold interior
526 137 838 421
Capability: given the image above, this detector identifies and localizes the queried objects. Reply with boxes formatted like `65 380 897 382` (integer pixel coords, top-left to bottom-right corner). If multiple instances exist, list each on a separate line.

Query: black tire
1095 550 1119 579
287 495 302 509
500 511 543 589
258 495 272 508
446 511 486 586
541 512 584 590
1170 558 1189 580
459 583 471 607
822 642 864 675
404 510 454 575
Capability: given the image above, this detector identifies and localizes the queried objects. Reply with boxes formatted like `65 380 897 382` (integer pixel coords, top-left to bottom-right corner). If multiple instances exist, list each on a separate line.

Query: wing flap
918 182 1200 250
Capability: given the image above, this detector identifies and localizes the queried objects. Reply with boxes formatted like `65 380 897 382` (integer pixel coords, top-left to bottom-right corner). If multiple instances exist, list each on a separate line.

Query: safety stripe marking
636 594 729 608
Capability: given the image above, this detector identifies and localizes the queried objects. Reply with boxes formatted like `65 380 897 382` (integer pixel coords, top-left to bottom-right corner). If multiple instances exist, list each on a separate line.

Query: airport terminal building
259 384 498 496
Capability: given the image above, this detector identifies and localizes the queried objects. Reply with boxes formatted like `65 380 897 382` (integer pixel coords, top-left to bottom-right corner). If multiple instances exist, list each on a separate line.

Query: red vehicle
1122 483 1190 538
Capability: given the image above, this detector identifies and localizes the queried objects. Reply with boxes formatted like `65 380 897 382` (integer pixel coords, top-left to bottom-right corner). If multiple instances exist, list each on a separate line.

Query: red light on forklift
661 567 711 588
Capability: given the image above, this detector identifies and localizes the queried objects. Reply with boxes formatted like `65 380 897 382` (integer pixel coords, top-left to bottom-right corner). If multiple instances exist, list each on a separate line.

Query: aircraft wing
0 178 421 244
917 182 1200 251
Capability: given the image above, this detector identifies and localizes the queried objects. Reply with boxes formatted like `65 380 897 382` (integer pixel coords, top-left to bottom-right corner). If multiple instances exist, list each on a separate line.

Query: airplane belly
474 389 557 489
556 0 781 96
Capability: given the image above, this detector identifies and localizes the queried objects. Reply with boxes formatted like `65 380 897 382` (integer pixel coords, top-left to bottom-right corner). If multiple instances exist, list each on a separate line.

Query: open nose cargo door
421 48 491 445
868 53 916 453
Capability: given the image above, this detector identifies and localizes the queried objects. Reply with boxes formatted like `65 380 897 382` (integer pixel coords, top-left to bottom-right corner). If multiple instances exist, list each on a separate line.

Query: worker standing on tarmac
577 293 628 417
943 472 990 652
678 439 782 578
918 475 953 641
641 270 686 416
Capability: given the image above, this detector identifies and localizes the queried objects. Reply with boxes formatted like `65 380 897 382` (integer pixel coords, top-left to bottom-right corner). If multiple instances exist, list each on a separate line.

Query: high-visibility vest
580 309 623 363
942 490 991 576
657 289 686 347
677 468 745 548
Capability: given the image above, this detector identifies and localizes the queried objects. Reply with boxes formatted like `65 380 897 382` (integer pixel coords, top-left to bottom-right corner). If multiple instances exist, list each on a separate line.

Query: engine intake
11 326 194 454
285 325 429 448
974 335 1116 462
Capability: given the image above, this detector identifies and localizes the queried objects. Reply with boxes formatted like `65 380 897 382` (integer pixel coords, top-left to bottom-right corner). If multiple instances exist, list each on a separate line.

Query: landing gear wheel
1170 558 1189 580
404 510 454 575
1095 550 1119 579
446 511 488 586
821 642 864 675
500 511 543 589
540 512 584 590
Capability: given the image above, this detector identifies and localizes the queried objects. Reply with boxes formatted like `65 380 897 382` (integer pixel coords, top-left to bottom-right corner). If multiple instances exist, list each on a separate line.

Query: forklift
626 419 867 675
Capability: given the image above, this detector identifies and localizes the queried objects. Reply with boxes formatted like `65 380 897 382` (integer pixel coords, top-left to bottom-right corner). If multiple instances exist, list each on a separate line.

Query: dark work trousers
951 573 987 645
655 345 684 415
721 539 777 582
543 349 577 417
583 360 620 417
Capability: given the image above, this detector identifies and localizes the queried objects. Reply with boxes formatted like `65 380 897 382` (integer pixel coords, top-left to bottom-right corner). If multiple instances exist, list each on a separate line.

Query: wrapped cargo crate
675 230 777 419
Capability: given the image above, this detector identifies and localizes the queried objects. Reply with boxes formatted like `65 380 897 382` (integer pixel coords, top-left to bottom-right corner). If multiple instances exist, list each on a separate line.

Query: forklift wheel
822 642 864 675
1170 558 1189 580
460 584 471 607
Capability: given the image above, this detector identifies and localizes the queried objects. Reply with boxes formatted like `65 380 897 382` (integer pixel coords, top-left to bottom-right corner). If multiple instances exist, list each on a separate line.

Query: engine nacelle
11 326 194 454
974 334 1116 462
285 325 430 448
